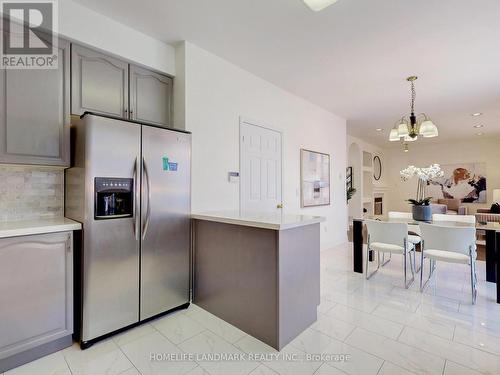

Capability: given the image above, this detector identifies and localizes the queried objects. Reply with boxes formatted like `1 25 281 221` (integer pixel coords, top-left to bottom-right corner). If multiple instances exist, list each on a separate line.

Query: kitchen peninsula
191 211 324 350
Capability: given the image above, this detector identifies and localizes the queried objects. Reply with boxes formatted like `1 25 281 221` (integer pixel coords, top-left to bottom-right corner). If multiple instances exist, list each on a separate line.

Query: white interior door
240 120 282 213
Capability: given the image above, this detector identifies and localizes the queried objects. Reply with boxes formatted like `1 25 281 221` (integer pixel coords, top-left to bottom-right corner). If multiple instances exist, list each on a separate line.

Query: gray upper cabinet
129 65 172 127
0 232 73 363
71 45 129 118
0 36 70 167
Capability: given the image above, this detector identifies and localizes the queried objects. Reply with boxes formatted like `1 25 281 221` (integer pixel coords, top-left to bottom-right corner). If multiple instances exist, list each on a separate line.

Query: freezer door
82 115 141 342
140 126 191 320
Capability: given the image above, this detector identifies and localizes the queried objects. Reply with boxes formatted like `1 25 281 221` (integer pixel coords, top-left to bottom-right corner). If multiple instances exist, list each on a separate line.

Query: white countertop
191 211 325 230
0 217 82 239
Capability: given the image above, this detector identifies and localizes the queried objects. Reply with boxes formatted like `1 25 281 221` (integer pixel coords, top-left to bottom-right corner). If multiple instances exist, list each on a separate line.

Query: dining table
352 217 500 304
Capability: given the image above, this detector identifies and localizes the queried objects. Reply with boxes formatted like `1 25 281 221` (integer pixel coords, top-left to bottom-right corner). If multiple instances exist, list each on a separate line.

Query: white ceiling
73 0 500 147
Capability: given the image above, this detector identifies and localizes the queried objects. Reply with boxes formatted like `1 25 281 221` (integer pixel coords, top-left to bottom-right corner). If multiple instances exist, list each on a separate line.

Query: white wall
178 42 347 249
385 137 500 213
58 0 175 75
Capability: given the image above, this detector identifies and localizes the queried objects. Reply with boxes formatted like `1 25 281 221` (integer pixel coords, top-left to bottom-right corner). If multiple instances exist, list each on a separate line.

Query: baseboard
0 335 72 373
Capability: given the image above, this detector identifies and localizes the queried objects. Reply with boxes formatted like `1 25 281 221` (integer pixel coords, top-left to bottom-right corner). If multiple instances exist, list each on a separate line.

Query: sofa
430 198 468 215
476 208 500 224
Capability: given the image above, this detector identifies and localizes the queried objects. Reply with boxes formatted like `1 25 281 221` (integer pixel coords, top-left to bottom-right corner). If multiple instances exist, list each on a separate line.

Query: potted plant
400 164 444 221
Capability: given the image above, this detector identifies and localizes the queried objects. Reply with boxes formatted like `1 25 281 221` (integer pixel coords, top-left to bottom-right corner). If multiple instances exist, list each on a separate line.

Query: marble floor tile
398 326 500 374
289 328 336 354
320 337 383 375
261 345 322 375
4 351 70 375
184 304 248 343
453 325 500 356
317 299 337 314
6 243 500 375
185 365 211 375
248 364 279 375
120 331 197 375
233 334 278 354
178 330 259 375
372 303 456 340
117 368 141 375
152 311 206 344
310 314 357 341
63 340 133 375
458 299 500 324
418 303 500 338
377 361 417 375
326 304 403 339
321 290 380 314
314 363 347 374
345 328 445 375
112 323 156 347
443 361 483 375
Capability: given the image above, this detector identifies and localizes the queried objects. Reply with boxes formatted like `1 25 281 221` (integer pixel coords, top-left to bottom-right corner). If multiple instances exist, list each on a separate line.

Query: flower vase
412 205 432 221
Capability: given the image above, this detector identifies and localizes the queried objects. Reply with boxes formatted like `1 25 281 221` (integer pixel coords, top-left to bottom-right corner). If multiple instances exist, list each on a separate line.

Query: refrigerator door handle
142 156 152 240
133 157 140 241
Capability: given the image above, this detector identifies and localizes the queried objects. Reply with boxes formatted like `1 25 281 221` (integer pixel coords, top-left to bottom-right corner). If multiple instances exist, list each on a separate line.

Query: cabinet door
0 36 70 166
0 232 73 360
129 65 172 127
71 44 129 118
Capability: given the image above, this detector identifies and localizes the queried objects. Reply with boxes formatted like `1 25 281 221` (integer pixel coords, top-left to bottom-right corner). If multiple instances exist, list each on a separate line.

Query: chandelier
389 76 438 150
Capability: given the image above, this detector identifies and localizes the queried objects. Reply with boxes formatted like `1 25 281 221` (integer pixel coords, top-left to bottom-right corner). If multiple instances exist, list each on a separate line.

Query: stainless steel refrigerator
66 112 191 347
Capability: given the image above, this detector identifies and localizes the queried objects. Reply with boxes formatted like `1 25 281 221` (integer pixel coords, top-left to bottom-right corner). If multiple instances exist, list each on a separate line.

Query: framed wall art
301 149 331 207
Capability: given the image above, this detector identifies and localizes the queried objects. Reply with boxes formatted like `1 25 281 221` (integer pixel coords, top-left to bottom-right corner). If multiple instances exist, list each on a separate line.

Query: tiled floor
5 242 500 375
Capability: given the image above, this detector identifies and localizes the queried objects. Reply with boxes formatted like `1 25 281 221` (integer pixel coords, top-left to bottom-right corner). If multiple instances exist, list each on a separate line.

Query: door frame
239 116 284 212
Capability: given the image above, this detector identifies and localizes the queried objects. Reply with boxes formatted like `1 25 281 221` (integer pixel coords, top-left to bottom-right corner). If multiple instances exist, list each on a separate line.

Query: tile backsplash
0 165 64 221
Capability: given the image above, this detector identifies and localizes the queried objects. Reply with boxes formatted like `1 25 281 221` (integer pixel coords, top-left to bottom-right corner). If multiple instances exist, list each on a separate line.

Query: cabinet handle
129 109 134 119
124 109 129 117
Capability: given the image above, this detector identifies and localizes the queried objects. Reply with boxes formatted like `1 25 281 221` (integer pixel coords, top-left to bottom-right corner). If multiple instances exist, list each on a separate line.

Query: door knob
277 204 283 209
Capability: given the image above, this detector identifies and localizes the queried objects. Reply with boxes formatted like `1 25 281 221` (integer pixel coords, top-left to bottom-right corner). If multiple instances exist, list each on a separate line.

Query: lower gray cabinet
129 65 173 127
0 37 70 167
0 232 73 372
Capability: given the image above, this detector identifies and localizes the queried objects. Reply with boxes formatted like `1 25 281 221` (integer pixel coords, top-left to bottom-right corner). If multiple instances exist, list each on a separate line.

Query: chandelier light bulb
397 122 409 137
421 120 438 138
389 128 400 142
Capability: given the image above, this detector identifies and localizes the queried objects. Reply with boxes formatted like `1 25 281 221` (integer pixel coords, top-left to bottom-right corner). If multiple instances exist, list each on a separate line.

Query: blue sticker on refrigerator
162 156 178 171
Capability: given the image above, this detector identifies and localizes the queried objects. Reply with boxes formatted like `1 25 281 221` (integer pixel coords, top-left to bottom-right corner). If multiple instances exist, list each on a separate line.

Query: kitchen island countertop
191 210 325 230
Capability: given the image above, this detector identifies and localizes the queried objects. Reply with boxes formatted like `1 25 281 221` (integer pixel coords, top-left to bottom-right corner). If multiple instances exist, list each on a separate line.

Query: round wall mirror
373 156 382 181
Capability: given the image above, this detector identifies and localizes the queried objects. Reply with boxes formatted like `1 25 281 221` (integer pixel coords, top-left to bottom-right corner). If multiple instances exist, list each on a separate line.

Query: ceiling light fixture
302 0 340 12
473 124 484 128
471 112 483 117
389 76 438 151
376 128 383 132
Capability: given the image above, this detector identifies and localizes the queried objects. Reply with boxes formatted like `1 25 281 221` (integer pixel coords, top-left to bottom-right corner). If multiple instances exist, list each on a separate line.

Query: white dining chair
388 211 422 245
432 213 476 224
365 220 416 288
419 223 477 304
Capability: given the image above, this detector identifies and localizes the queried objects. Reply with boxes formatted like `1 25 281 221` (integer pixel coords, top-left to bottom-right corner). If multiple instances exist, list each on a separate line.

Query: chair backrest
388 211 413 219
432 213 476 224
419 223 476 255
365 220 408 247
